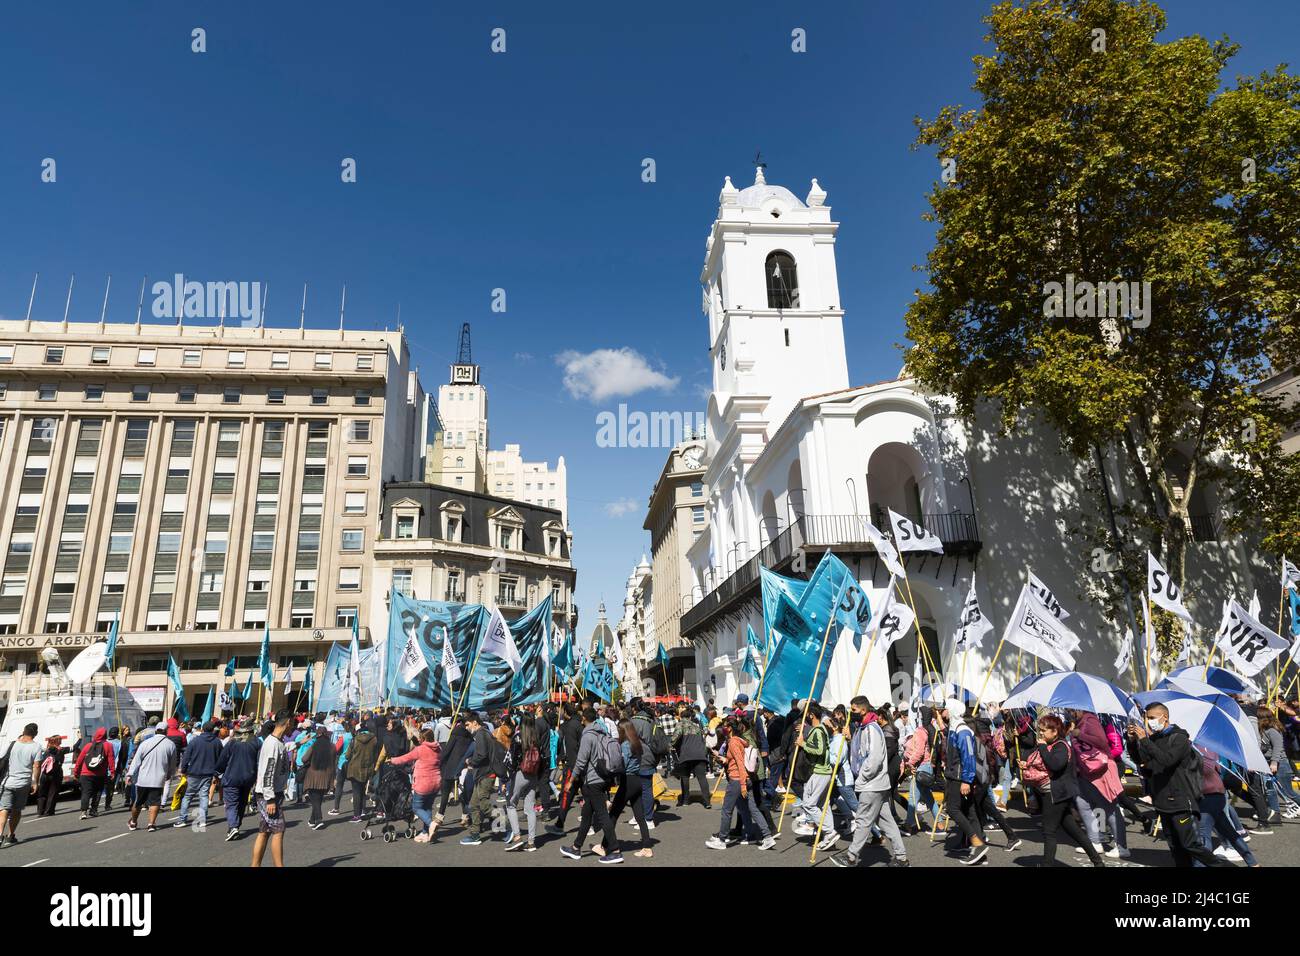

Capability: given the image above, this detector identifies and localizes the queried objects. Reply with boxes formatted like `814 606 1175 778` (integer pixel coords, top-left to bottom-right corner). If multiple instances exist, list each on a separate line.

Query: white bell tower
700 163 849 440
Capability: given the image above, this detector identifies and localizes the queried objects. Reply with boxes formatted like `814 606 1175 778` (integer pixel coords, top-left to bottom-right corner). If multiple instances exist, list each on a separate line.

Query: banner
1114 628 1134 678
316 642 381 711
871 586 916 660
383 591 552 710
1027 571 1070 620
581 657 615 702
1212 598 1289 677
1147 552 1193 624
888 509 944 554
1283 556 1299 593
859 519 906 578
758 563 849 712
1002 585 1080 670
952 573 993 653
399 628 429 684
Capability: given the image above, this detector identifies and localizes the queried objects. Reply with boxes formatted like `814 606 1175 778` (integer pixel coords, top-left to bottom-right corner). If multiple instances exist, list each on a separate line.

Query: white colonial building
681 167 1273 710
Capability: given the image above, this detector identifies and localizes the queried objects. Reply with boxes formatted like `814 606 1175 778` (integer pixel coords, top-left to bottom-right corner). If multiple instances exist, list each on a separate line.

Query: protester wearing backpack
1127 702 1230 867
939 699 989 865
830 697 908 868
72 727 116 819
503 719 546 851
1030 713 1104 867
559 706 623 864
629 699 666 826
706 715 775 851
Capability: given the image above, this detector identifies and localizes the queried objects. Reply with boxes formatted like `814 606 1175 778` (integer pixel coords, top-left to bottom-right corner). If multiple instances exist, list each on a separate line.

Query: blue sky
1 0 1295 634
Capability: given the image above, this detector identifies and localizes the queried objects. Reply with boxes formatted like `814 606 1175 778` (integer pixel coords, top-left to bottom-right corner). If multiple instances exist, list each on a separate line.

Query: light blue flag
553 635 574 680
801 551 871 645
241 671 254 703
656 642 670 669
1289 588 1300 637
258 623 274 689
223 657 236 678
742 645 762 680
104 613 120 670
303 662 315 713
200 686 215 723
757 566 851 713
582 657 615 702
167 654 189 721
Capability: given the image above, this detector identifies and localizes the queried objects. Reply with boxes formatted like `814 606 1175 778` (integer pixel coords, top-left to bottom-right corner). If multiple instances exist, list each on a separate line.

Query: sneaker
172 819 188 828
349 816 364 823
310 821 326 831
1105 846 1131 859
1074 843 1105 855
544 823 565 836
1214 845 1244 862
829 850 858 868
147 825 157 833
524 842 537 852
504 837 526 851
225 827 239 841
961 843 989 866
890 856 911 867
1251 826 1274 835
328 809 342 816
599 851 624 864
792 823 817 837
1005 838 1023 852
559 844 582 860
80 813 88 820
757 836 777 850
459 835 483 846
128 820 138 831
705 836 729 850
817 832 841 852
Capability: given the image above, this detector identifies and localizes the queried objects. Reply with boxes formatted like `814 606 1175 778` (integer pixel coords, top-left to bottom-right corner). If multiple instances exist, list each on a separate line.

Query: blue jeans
412 789 435 832
639 771 655 821
1196 792 1257 866
179 775 212 823
904 764 936 828
718 780 769 841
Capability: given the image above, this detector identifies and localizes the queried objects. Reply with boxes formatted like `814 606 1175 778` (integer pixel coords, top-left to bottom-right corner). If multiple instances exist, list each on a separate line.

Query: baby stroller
361 764 415 843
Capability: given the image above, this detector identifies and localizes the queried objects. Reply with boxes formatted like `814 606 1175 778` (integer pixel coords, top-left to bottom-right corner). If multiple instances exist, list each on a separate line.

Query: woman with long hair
504 718 545 851
1027 714 1104 867
388 728 443 843
609 719 653 858
300 725 337 830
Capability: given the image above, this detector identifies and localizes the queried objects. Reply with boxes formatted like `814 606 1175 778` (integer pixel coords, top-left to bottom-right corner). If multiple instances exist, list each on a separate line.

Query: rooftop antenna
98 274 111 329
134 276 147 329
396 302 402 334
338 284 346 335
62 274 74 329
259 282 268 336
457 322 472 364
299 283 307 338
24 273 38 329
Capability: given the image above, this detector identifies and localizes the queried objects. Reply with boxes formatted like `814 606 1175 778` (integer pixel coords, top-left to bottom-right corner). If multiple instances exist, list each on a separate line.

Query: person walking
388 728 442 843
0 723 43 846
72 727 116 819
299 724 337 830
35 736 64 816
327 718 354 817
175 719 222 829
558 706 623 864
503 718 545 851
343 721 382 822
431 715 471 836
831 697 909 868
1025 713 1104 866
126 722 180 834
671 706 711 810
705 716 775 853
1127 702 1230 867
251 713 291 868
215 716 259 840
459 712 506 847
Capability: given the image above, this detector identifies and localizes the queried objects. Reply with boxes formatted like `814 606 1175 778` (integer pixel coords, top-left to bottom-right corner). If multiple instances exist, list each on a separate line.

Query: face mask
1147 718 1165 732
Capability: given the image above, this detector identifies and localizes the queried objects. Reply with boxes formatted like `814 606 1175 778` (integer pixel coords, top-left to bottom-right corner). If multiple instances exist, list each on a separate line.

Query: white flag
871 587 916 659
398 628 429 684
1212 598 1290 678
1027 572 1070 620
283 663 295 687
1283 556 1300 593
1002 585 1079 670
1248 590 1261 621
909 653 923 711
953 574 994 653
440 629 462 684
480 607 522 672
1114 629 1134 678
887 509 944 554
219 691 234 712
860 518 906 578
1147 552 1193 624
1141 593 1160 669
346 633 362 702
1174 619 1194 665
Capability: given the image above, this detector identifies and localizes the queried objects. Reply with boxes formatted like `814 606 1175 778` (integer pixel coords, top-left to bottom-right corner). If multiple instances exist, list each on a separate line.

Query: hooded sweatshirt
389 740 442 794
570 720 614 787
181 729 223 777
216 732 260 787
127 732 179 789
74 728 116 779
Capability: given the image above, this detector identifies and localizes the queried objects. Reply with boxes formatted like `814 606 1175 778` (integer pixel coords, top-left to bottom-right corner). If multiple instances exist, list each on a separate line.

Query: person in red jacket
73 727 116 819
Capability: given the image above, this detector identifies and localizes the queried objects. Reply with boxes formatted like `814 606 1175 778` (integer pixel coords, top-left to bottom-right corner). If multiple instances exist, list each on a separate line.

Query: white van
0 683 147 781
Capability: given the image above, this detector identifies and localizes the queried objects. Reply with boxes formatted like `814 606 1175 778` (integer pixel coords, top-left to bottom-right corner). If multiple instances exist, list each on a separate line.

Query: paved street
4 781 1298 868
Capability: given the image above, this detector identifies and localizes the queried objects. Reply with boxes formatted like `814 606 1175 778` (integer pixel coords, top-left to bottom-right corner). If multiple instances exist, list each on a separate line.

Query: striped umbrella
1165 664 1261 698
918 682 977 705
1133 688 1268 773
1159 676 1247 720
1001 669 1139 718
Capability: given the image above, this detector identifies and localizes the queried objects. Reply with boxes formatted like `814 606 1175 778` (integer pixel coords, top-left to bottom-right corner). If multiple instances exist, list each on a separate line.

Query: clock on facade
681 445 703 469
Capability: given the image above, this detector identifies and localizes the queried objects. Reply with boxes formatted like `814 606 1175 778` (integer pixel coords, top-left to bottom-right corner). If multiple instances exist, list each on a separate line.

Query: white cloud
556 347 679 402
603 497 640 518
514 351 534 363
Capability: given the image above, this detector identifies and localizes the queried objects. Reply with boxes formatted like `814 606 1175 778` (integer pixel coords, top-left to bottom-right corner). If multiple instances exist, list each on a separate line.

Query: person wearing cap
126 721 180 833
174 719 222 830
216 717 260 840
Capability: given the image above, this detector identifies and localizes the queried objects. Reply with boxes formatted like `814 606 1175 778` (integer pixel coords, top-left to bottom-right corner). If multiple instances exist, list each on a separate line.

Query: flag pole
898 571 942 706
774 609 839 837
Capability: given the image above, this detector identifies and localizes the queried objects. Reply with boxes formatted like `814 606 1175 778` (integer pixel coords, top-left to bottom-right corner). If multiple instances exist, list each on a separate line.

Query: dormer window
542 519 564 558
439 499 465 543
389 499 421 540
488 506 525 553
765 251 799 309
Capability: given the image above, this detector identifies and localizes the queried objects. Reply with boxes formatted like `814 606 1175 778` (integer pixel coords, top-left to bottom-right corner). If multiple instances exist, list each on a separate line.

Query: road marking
96 832 132 844
22 859 48 867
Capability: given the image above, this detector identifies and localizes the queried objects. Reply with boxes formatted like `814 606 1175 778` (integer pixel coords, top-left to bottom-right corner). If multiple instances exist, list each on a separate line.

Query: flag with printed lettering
1027 572 1070 620
1211 599 1289 677
1147 552 1193 624
440 629 462 684
1002 585 1080 670
859 518 907 578
888 509 944 554
1114 628 1134 678
953 574 993 653
399 627 430 684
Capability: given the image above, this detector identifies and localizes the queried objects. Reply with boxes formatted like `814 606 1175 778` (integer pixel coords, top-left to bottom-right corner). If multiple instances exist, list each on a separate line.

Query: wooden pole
973 632 1009 715
900 572 943 705
774 610 839 836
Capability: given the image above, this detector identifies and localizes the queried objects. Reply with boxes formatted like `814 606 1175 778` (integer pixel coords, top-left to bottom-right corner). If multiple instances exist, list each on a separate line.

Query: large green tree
904 0 1300 648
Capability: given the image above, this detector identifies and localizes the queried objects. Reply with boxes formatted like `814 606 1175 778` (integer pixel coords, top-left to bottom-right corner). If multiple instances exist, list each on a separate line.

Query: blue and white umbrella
1001 670 1139 718
1158 676 1247 720
918 682 976 705
1133 688 1268 773
1165 664 1261 698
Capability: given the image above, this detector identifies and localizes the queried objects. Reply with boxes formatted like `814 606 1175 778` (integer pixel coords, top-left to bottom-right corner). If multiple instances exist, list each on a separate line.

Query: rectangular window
392 569 413 597
251 532 275 552
338 567 361 591
498 576 518 605
346 455 368 477
692 506 704 523
340 529 364 551
314 352 332 369
91 346 111 364
290 612 314 629
227 350 246 368
131 384 150 403
223 386 241 404
297 531 320 552
354 389 371 407
311 388 328 406
108 533 132 554
84 384 105 401
137 348 157 366
126 419 150 440
156 533 181 554
182 349 201 367
178 385 196 403
336 606 358 628
199 571 223 593
355 353 374 371
267 387 285 405
38 384 58 401
350 420 371 442
344 492 365 515
217 421 240 443
395 515 415 539
691 481 704 497
271 352 289 369
45 346 64 364
0 345 12 364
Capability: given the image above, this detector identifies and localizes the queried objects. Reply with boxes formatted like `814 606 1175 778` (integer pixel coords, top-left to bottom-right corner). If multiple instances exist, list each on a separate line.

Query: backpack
520 745 541 776
593 733 624 782
85 741 105 770
647 724 670 761
743 744 759 774
973 733 990 787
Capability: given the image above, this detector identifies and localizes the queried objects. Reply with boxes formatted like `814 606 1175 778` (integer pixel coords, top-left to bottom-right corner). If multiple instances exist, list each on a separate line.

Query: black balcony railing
1188 514 1218 542
680 511 980 640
